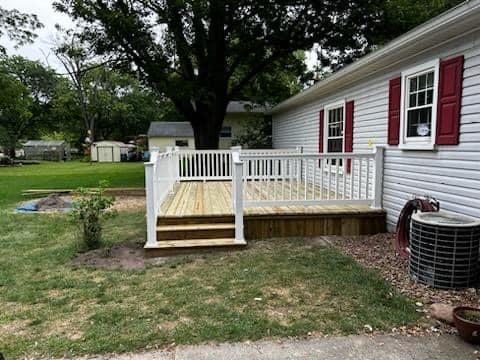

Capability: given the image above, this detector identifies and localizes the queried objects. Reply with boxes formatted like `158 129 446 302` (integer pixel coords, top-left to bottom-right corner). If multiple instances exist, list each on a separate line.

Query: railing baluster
304 159 307 200
335 158 339 200
357 157 362 200
327 160 331 200
319 159 323 200
365 157 370 200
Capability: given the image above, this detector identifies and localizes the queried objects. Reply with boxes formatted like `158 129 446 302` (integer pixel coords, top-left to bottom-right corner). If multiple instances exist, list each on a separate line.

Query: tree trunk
192 122 220 149
189 102 227 149
7 146 16 160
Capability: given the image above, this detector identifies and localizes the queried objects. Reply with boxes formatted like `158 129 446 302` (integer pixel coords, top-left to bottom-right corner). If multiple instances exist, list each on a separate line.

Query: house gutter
270 0 480 115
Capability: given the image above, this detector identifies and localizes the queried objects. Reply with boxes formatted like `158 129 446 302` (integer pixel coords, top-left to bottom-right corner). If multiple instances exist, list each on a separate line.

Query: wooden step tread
146 238 245 249
156 223 235 232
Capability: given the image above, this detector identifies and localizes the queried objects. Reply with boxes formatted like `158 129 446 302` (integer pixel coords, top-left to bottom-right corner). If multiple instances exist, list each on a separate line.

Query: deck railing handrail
145 146 384 245
231 147 384 242
177 147 300 181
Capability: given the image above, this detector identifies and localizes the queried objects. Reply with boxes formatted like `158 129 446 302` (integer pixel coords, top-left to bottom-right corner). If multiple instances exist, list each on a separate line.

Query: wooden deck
161 181 376 217
157 181 386 240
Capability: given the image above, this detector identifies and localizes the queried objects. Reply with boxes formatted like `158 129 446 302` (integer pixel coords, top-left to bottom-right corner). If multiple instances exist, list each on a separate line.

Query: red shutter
388 77 401 145
436 55 464 145
318 109 324 153
345 100 354 173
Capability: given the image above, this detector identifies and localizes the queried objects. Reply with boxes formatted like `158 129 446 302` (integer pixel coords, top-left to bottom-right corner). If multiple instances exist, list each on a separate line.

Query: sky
0 0 73 71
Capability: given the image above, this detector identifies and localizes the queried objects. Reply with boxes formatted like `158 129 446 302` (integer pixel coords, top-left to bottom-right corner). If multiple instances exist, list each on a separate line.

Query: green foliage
233 117 272 149
0 70 33 157
54 0 386 148
233 51 312 105
0 7 43 54
71 181 116 250
315 0 464 74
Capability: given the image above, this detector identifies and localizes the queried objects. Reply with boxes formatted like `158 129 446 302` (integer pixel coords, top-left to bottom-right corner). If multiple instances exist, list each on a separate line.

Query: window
175 139 189 147
220 126 232 138
400 60 439 149
324 101 345 166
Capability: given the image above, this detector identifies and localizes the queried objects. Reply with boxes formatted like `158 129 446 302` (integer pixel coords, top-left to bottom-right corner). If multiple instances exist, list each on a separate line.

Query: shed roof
24 140 67 147
148 122 194 137
271 0 480 114
92 140 130 147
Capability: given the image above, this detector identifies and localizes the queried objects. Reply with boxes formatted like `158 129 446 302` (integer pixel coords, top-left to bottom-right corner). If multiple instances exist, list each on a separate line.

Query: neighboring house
91 141 135 162
24 140 71 161
270 0 480 229
148 101 266 151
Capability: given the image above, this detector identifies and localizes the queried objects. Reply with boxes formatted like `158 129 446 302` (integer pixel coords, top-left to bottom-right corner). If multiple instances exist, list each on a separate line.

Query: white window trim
323 100 346 172
399 59 439 150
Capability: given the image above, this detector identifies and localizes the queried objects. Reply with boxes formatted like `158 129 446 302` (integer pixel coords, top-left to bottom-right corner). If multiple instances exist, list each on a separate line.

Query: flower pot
453 306 480 344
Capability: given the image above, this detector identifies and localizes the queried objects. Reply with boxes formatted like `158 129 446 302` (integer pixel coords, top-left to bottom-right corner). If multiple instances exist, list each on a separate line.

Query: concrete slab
58 335 479 360
176 335 478 360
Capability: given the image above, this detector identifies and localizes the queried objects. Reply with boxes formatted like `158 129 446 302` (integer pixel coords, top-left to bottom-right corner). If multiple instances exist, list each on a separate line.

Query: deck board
160 181 380 218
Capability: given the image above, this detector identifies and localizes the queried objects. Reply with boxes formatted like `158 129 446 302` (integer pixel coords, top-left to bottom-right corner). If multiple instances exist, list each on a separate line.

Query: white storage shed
91 141 133 162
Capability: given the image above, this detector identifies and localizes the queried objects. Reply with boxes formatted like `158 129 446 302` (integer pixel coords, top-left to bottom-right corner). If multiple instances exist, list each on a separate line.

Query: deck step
158 215 234 226
156 223 235 240
145 238 246 257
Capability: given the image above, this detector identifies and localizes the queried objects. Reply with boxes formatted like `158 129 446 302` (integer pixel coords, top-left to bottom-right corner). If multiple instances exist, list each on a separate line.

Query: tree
1 56 60 132
55 0 384 149
53 30 100 144
0 6 43 54
314 0 464 75
0 72 33 158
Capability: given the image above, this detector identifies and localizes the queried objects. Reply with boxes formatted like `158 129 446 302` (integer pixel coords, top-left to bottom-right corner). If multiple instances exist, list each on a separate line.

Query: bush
71 181 116 250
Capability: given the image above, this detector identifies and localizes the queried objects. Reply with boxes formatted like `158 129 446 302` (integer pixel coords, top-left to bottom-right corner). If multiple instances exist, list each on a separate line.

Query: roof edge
271 0 480 115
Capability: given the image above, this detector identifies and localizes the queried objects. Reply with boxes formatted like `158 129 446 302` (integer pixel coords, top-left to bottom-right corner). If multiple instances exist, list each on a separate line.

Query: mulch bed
332 233 480 336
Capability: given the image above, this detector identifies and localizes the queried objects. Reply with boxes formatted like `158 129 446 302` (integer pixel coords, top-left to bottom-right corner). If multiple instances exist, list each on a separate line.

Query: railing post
373 146 384 208
145 162 157 247
166 146 175 193
174 146 180 182
232 151 245 244
296 146 303 182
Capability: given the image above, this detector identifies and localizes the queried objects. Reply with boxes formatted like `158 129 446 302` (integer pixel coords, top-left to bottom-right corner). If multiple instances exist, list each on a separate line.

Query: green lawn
0 161 145 207
0 162 419 359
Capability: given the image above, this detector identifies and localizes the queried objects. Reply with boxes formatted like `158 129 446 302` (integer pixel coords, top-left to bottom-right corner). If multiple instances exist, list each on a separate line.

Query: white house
270 0 480 229
148 101 266 151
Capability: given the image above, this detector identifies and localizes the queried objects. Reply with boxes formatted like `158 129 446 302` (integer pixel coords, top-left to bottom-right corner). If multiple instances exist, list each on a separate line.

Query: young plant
71 181 116 250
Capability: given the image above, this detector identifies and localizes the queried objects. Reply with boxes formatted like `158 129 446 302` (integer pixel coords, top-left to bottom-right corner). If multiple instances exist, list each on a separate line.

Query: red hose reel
394 197 440 257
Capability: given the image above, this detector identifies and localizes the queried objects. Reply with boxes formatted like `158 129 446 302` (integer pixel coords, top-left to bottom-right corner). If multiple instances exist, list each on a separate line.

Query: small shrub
71 181 116 250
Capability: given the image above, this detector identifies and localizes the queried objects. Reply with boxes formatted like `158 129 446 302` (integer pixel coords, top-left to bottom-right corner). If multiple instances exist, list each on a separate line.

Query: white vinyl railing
145 146 384 246
239 152 379 206
145 147 178 247
231 147 384 242
177 147 300 181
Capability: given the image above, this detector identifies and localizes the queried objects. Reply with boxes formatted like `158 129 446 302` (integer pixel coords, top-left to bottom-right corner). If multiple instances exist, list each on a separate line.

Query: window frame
323 100 346 169
219 126 232 138
399 59 439 150
175 139 189 147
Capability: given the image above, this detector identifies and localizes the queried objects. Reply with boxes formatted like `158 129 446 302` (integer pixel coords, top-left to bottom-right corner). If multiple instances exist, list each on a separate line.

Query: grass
0 161 144 207
0 162 419 358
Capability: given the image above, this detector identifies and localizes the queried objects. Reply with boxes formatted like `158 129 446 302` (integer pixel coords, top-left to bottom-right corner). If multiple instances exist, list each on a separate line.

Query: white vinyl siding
273 32 480 229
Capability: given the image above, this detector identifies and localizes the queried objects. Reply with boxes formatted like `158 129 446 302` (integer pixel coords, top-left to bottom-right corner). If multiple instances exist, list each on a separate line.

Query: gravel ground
331 233 480 336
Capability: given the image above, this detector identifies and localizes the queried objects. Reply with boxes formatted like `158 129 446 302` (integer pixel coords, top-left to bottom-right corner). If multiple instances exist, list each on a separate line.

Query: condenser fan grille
409 211 480 289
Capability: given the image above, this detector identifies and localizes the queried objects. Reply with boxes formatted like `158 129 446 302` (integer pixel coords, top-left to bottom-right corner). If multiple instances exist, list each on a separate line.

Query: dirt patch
111 196 146 211
332 233 480 336
72 243 145 270
36 194 71 211
44 319 84 341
